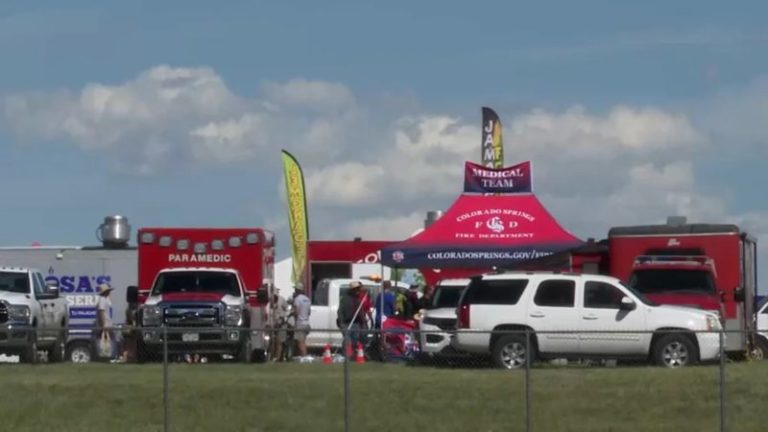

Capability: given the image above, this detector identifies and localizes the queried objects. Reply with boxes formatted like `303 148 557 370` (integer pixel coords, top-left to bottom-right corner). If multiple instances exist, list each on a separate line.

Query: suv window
534 279 575 307
584 281 625 309
463 279 528 305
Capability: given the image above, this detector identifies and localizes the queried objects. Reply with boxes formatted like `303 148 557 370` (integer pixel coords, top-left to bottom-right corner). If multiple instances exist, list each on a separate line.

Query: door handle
583 315 598 320
529 312 545 318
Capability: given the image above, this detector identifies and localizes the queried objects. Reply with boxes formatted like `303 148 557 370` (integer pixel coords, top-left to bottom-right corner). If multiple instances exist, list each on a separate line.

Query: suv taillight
458 303 470 329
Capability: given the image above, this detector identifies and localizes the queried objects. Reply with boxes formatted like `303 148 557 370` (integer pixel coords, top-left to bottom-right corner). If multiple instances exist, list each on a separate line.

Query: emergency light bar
634 255 717 277
634 255 713 265
139 231 264 249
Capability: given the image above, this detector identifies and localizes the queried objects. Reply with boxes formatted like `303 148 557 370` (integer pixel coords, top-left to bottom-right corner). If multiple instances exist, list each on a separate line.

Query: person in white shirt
95 283 117 361
292 284 311 357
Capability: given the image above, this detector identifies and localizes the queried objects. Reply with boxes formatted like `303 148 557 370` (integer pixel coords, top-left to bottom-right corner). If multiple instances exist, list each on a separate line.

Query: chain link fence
0 326 766 431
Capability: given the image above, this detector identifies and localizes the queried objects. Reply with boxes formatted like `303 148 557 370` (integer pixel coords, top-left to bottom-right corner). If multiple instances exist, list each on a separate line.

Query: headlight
224 305 243 326
8 305 30 323
142 306 162 326
706 315 721 331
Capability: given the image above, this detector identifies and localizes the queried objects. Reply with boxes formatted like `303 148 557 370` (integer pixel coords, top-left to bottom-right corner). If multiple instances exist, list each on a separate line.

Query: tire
492 334 531 370
136 340 158 363
20 331 39 364
66 341 92 363
49 331 66 363
653 333 697 368
238 338 253 363
753 336 768 361
252 349 267 363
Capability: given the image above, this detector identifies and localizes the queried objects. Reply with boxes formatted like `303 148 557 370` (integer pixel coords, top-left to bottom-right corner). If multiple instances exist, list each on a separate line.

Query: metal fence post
163 326 169 432
343 329 351 432
718 329 725 432
525 329 531 432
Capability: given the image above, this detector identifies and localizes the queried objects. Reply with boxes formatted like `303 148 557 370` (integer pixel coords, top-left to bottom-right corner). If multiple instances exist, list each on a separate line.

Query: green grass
0 361 765 432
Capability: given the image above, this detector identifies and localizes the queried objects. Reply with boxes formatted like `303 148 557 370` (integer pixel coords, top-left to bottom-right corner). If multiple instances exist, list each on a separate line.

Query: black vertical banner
481 107 504 168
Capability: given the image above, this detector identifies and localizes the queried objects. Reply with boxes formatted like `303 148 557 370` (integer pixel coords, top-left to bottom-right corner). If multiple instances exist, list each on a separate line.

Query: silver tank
97 215 131 247
424 210 444 228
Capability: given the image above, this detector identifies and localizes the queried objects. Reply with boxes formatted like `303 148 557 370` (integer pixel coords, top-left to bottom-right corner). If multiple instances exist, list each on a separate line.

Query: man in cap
291 284 311 358
95 283 118 361
338 280 367 357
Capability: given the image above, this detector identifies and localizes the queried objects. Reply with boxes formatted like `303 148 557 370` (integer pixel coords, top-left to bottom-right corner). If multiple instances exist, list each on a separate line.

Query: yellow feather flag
281 150 309 286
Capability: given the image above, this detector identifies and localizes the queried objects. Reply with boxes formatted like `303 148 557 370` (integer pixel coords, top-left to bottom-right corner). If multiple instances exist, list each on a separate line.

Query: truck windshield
432 286 464 309
151 271 241 297
0 272 29 294
629 269 716 296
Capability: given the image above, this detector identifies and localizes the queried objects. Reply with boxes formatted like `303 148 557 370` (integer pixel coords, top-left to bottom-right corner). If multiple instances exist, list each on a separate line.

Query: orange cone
322 344 332 364
355 342 366 364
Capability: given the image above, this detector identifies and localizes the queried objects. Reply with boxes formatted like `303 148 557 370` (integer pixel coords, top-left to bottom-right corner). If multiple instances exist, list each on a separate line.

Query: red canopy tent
381 193 584 284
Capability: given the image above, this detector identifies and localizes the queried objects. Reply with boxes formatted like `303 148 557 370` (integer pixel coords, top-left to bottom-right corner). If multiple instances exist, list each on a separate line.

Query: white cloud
2 66 357 173
337 211 426 240
262 78 356 113
3 64 766 289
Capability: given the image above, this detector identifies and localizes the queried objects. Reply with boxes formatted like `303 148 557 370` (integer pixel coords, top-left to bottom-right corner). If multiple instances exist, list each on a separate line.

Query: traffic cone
322 344 332 364
355 342 366 364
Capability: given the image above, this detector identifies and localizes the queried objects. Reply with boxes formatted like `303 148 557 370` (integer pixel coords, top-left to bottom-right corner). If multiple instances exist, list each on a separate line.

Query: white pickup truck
0 266 69 363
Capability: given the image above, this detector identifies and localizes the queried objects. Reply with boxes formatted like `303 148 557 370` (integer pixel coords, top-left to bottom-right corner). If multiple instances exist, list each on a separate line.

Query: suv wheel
492 335 530 369
752 337 768 360
653 334 696 368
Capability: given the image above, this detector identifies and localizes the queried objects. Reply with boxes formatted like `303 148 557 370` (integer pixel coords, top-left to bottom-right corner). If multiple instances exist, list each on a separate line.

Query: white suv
452 272 722 369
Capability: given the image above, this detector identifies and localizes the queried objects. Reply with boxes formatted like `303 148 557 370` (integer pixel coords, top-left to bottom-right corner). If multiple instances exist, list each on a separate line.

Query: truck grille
163 304 220 327
0 302 7 324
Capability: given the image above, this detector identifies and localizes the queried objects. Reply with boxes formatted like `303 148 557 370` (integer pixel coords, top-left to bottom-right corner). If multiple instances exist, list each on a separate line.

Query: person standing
374 281 396 328
95 283 118 362
269 289 290 361
292 285 311 358
338 281 366 358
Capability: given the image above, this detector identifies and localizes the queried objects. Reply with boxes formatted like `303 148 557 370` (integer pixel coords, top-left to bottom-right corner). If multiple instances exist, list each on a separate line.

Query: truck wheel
136 340 158 363
66 341 92 363
238 339 253 363
753 337 768 360
492 334 531 370
20 333 39 364
653 333 697 368
49 332 66 363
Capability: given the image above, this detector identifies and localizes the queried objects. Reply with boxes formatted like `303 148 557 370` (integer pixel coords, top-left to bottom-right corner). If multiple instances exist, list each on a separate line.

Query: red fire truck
508 219 760 357
607 222 759 355
135 227 274 362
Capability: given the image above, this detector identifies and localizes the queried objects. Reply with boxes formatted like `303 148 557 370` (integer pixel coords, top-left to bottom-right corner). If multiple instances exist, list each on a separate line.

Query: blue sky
1 1 767 290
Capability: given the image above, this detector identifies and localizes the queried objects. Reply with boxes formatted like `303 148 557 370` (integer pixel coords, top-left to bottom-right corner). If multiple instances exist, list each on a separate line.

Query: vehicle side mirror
620 296 636 311
734 288 745 303
126 285 139 305
46 280 60 298
256 289 269 304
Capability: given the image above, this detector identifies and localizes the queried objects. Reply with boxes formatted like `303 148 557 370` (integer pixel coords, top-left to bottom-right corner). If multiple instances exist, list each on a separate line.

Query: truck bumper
140 328 266 354
696 332 721 362
0 324 34 352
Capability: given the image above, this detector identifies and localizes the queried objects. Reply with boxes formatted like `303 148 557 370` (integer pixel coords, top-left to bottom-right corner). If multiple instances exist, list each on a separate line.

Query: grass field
0 360 766 432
